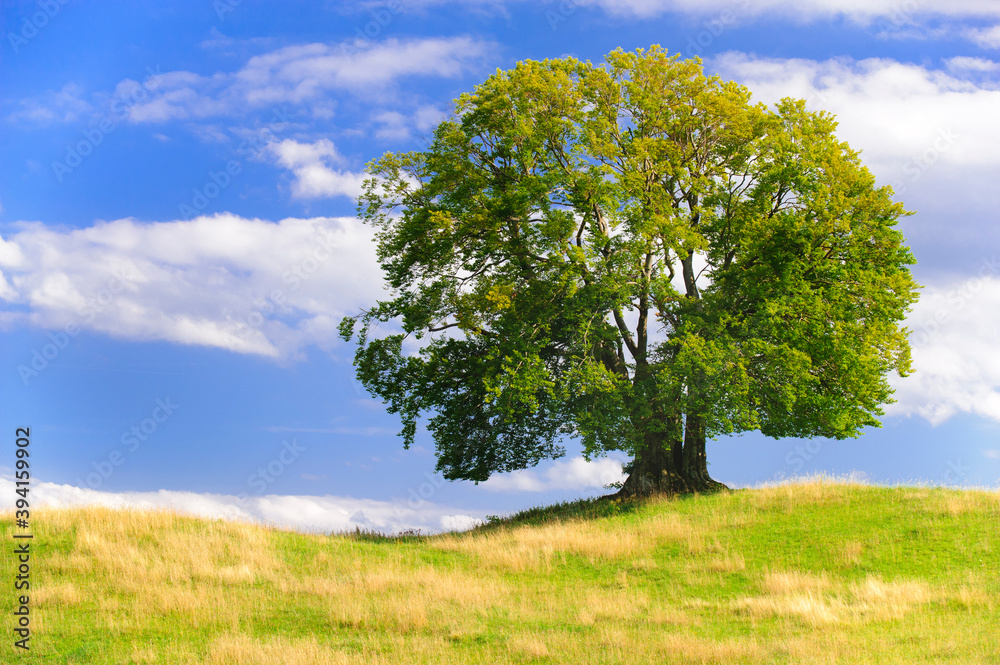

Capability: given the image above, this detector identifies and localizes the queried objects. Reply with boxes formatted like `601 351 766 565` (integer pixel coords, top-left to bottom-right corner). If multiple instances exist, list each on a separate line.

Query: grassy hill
4 478 999 664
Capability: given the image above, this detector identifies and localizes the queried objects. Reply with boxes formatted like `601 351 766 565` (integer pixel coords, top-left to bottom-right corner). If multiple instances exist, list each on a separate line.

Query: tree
339 46 918 497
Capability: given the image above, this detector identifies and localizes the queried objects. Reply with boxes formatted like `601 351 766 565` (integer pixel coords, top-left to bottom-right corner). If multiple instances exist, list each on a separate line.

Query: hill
3 479 999 663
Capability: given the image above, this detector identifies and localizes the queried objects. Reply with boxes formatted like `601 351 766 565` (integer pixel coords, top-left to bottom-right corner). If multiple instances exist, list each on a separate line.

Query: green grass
3 477 999 663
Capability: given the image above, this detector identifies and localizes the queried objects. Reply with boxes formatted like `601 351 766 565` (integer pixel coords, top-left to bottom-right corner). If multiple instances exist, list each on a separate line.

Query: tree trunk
678 414 728 493
617 430 691 497
617 413 729 498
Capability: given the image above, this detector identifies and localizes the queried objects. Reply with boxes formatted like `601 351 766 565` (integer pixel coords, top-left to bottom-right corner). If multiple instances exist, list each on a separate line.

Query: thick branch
682 251 700 300
613 308 639 360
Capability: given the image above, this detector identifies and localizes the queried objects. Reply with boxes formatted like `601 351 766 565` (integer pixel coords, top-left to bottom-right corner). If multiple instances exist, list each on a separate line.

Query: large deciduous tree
339 46 918 497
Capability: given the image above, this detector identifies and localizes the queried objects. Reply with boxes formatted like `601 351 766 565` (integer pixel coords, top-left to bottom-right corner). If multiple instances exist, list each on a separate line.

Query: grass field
3 478 999 663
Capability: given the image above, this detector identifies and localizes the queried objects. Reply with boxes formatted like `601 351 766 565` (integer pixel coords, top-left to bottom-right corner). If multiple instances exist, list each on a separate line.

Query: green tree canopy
339 46 918 496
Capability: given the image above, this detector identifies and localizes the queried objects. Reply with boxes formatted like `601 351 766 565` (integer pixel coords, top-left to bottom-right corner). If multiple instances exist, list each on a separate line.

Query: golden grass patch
577 589 650 624
762 570 832 595
734 571 932 625
507 635 551 660
647 606 692 626
324 593 430 633
840 540 864 565
940 490 1000 516
32 582 82 607
207 634 374 665
950 584 993 609
130 644 159 663
433 510 698 571
703 553 746 573
656 633 765 665
69 507 283 590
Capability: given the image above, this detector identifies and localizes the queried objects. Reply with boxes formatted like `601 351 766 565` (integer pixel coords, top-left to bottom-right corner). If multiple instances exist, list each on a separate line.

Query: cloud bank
576 0 1000 22
0 477 482 535
712 53 1000 186
0 214 383 359
889 267 1000 425
121 37 490 123
483 455 626 492
0 454 626 533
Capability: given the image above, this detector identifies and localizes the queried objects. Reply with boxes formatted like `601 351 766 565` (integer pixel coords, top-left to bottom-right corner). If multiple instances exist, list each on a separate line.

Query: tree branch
613 307 639 360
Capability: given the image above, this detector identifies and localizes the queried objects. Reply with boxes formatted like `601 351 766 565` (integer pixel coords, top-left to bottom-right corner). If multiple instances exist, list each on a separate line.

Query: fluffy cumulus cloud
0 477 483 534
482 455 626 492
0 214 384 359
712 53 1000 186
268 139 368 199
116 37 489 123
888 264 1000 425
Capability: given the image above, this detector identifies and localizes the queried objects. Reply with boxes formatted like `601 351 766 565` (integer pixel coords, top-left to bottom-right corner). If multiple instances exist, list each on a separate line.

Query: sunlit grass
3 477 999 663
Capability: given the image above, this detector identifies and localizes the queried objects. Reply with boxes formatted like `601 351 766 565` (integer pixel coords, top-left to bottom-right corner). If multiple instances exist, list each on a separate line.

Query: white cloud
414 105 446 131
711 53 1000 186
0 214 384 360
118 37 489 123
576 0 1000 21
0 477 483 534
888 265 1000 425
482 455 625 492
966 24 1000 48
268 138 368 199
373 105 446 141
6 83 92 124
946 56 1000 72
374 111 412 141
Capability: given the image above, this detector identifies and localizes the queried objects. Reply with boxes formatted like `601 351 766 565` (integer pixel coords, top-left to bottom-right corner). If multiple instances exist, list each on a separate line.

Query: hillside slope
3 479 999 664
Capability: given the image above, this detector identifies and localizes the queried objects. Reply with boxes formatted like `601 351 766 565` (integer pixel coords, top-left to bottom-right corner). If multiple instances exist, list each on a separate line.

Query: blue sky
2 0 1000 533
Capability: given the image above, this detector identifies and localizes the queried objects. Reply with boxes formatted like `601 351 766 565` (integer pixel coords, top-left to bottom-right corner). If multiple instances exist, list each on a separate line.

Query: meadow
3 478 999 663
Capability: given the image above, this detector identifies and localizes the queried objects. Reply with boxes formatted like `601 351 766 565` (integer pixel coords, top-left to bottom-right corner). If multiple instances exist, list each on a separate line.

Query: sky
2 0 999 534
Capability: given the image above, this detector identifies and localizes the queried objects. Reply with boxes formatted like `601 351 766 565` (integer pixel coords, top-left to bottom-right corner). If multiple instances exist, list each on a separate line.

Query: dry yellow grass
431 509 697 571
32 582 83 607
577 588 651 624
507 635 551 660
207 634 376 665
734 570 933 625
840 540 864 565
656 633 766 665
8 482 1000 664
703 553 746 573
